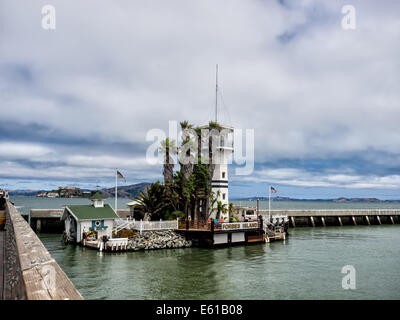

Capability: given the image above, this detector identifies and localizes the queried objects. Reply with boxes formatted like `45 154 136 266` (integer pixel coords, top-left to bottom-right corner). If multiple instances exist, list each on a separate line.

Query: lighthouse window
223 193 226 200
222 172 226 179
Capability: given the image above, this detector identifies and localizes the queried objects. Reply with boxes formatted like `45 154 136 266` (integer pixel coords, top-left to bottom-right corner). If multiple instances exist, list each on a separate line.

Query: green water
40 226 400 300
11 196 400 300
11 196 400 216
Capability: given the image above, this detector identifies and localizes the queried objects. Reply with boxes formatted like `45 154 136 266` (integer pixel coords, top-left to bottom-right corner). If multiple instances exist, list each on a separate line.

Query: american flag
270 186 278 193
117 170 126 182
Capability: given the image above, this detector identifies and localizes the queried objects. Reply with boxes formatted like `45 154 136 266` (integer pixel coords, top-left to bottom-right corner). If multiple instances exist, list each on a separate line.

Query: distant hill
232 196 400 203
8 183 151 199
8 190 46 196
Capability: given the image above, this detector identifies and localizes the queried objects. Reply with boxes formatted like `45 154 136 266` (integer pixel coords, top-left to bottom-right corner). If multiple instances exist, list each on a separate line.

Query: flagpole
268 186 271 223
115 169 118 212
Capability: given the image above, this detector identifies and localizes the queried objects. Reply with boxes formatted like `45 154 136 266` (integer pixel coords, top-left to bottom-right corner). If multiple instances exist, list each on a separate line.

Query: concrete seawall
1 201 83 300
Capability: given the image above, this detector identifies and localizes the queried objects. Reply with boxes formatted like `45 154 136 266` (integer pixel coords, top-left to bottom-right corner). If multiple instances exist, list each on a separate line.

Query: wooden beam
7 202 83 300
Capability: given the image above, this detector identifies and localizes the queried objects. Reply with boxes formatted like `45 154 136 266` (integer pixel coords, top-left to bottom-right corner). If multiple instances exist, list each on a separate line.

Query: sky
1 0 400 199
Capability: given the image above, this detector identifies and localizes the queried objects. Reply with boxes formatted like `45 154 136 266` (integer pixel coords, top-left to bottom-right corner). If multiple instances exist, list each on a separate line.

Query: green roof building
61 194 118 244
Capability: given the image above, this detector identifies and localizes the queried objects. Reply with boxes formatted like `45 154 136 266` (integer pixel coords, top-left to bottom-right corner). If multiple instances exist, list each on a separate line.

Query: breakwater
127 230 192 251
257 209 400 227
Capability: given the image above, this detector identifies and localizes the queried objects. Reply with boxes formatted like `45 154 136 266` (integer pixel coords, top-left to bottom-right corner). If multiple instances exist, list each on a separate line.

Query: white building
200 124 234 221
61 192 118 244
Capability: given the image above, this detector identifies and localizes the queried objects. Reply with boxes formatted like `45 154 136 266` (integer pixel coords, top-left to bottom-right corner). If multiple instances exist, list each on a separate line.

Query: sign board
221 222 258 230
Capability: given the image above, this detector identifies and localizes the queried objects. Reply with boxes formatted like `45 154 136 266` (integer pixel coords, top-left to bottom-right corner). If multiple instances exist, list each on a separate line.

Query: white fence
114 218 179 234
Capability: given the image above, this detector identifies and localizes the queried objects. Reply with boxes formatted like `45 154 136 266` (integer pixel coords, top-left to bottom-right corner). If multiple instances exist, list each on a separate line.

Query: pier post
390 216 395 225
290 216 296 228
377 216 382 225
36 219 41 233
321 216 326 227
310 216 315 227
338 216 343 226
365 216 370 225
352 216 357 226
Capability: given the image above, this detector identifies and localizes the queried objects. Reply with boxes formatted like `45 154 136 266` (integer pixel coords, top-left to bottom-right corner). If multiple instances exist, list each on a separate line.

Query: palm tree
179 121 194 180
159 138 177 185
228 203 235 222
133 182 168 220
215 201 228 220
159 138 178 210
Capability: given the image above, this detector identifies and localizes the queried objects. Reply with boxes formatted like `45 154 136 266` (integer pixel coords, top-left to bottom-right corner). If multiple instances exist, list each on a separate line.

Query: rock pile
127 230 192 251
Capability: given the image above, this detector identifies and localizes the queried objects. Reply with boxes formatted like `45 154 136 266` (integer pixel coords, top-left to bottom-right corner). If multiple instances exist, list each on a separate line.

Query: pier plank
0 231 4 300
7 203 83 300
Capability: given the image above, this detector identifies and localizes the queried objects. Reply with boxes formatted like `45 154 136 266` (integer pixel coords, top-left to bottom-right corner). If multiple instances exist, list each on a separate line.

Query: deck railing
114 218 179 234
258 209 400 217
177 219 261 231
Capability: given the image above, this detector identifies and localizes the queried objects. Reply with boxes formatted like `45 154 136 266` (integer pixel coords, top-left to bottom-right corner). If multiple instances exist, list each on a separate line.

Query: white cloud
1 0 400 192
0 142 53 159
236 167 400 189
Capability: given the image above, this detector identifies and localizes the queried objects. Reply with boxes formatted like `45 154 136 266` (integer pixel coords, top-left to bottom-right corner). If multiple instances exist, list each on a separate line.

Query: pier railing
258 209 400 216
177 219 261 231
114 218 179 234
3 201 83 300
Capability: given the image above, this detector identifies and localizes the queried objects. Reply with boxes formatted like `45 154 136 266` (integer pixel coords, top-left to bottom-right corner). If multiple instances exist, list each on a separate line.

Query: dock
1 201 83 300
30 208 130 233
0 229 4 300
257 209 400 227
176 219 286 247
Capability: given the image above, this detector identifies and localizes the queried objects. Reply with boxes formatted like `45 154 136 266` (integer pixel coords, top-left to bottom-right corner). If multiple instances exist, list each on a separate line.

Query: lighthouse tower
202 65 234 221
199 124 234 221
211 125 234 220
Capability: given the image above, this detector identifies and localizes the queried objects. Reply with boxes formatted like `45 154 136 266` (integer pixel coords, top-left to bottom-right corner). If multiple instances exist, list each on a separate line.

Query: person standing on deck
0 192 6 210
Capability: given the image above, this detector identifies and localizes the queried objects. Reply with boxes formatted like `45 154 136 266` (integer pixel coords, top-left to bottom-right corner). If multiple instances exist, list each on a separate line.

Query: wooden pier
257 209 400 227
1 201 82 300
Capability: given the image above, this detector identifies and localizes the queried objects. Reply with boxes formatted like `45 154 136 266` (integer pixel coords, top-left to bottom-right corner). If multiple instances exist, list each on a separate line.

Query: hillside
99 182 151 198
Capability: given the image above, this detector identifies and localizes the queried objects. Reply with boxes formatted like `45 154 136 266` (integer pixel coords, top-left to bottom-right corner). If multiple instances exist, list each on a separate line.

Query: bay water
11 196 400 300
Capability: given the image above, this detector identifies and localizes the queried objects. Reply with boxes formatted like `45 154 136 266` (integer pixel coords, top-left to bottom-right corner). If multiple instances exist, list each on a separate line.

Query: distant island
232 196 400 203
8 187 400 202
9 183 151 199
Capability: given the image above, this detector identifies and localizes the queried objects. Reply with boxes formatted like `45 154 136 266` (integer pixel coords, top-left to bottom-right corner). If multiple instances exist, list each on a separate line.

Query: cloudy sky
1 0 400 199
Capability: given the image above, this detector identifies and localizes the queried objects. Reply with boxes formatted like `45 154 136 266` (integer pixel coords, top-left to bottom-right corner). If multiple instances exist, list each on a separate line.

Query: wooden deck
0 230 4 300
6 202 83 300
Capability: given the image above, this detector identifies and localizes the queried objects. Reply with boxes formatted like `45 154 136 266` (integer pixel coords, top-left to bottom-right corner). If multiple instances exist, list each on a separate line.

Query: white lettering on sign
221 222 258 230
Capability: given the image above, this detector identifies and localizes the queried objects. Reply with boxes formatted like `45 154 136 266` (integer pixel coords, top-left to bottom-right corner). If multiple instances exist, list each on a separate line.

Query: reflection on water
40 225 400 300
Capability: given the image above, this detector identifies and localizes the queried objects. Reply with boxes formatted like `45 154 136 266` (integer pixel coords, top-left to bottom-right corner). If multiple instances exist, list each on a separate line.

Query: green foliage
165 210 185 220
138 121 217 221
208 121 222 130
133 181 169 220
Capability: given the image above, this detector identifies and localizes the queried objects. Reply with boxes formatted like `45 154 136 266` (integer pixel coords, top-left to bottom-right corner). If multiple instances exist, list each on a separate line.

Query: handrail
4 201 83 300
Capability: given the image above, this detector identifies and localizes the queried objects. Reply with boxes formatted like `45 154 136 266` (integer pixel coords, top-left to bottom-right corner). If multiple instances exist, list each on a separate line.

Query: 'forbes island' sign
221 222 258 230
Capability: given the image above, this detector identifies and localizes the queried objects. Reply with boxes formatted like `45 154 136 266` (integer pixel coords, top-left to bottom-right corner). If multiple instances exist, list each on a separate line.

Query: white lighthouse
201 65 234 221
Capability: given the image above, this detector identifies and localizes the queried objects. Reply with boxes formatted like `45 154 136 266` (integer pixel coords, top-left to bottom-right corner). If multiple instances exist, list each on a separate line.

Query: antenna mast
215 64 218 123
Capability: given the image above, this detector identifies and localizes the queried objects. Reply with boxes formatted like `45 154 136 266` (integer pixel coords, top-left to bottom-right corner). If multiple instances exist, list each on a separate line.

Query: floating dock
176 219 287 247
